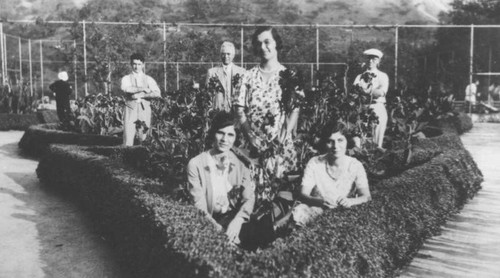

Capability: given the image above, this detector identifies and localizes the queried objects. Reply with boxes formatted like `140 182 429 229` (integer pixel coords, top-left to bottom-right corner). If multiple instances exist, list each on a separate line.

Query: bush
0 110 58 131
36 116 482 277
435 112 473 135
19 123 122 156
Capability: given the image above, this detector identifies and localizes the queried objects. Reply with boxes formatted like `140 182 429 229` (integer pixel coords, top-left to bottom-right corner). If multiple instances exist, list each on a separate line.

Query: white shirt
120 72 161 102
222 63 233 75
208 155 232 214
353 69 389 104
465 83 477 102
301 155 368 204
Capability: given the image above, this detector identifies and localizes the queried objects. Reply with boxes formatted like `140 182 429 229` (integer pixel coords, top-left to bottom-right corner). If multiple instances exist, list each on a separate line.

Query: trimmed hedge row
19 123 122 156
36 129 482 277
435 112 473 135
379 138 443 177
0 110 59 131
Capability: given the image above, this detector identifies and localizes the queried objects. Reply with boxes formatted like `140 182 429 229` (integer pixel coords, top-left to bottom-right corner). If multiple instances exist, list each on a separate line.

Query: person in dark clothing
49 71 72 124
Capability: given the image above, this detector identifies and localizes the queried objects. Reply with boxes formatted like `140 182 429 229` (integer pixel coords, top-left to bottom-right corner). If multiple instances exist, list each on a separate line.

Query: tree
435 0 500 99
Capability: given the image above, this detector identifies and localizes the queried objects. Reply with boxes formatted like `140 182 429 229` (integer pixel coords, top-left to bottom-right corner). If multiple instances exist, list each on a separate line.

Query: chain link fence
2 21 500 104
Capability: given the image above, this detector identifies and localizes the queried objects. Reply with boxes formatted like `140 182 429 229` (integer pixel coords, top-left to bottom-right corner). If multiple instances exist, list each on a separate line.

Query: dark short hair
251 26 283 56
207 111 237 142
318 121 355 151
130 53 145 64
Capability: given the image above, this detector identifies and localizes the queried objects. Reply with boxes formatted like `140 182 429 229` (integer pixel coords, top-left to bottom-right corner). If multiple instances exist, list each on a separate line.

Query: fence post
176 62 179 90
163 22 167 93
469 24 474 115
310 64 313 87
73 40 78 100
316 24 319 85
83 20 88 96
29 39 33 96
315 24 319 71
0 22 4 85
18 37 22 86
240 25 244 67
3 33 7 85
40 40 44 98
394 25 399 90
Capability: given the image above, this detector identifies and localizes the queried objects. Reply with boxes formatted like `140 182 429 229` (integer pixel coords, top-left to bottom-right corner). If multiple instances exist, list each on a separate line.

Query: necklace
325 160 339 181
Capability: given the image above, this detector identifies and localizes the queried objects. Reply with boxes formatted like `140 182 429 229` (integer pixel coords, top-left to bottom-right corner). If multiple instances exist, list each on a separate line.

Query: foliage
444 0 500 24
64 67 455 203
0 81 38 114
134 69 380 204
19 122 122 157
298 71 378 165
0 113 40 131
434 0 500 99
35 131 482 277
139 81 216 198
385 88 455 166
62 22 163 95
69 94 125 135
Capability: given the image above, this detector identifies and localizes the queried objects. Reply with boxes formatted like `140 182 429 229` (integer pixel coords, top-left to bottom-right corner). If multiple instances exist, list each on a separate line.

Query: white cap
58 71 69 81
363 48 383 59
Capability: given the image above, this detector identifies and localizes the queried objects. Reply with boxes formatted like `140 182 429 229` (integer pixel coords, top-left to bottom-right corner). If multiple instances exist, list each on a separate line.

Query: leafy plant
70 94 125 135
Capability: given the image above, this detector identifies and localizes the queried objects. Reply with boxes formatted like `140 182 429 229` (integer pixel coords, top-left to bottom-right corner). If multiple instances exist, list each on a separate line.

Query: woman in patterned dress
233 26 300 196
292 121 371 226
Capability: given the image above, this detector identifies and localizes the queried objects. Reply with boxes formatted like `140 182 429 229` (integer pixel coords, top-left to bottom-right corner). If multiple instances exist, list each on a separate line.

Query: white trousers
123 100 151 146
370 102 387 148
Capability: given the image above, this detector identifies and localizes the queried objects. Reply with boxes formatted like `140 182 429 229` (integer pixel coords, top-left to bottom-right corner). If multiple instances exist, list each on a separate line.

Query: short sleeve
352 159 369 191
377 72 389 95
300 157 317 195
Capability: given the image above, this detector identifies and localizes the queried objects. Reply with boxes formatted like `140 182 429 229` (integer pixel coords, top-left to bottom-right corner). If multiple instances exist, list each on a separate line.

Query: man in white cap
49 71 72 125
353 48 389 149
205 41 246 112
120 52 161 146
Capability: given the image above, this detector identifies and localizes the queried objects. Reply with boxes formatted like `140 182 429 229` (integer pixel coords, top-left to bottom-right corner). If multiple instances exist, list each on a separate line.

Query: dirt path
400 123 500 277
0 131 127 278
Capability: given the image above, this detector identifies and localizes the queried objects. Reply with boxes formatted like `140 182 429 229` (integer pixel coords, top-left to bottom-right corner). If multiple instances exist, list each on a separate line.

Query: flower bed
36 116 482 277
19 123 122 156
0 110 59 131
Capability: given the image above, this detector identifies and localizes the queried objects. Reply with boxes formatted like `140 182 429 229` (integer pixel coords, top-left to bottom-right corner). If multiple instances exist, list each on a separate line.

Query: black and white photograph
0 0 499 277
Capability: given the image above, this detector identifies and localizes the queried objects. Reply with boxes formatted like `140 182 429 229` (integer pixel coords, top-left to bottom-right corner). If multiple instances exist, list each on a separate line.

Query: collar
131 71 145 77
222 63 233 71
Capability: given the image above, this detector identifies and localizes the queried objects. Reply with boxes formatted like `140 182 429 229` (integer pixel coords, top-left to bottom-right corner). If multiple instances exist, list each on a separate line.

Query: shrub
0 110 58 131
18 123 122 156
36 118 482 277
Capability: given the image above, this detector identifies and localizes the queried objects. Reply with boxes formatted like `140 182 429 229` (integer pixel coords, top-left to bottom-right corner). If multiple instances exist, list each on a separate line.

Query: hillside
1 0 452 25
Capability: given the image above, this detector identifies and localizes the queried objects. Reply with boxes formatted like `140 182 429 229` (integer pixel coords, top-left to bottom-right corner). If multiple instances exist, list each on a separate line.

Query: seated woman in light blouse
292 121 371 227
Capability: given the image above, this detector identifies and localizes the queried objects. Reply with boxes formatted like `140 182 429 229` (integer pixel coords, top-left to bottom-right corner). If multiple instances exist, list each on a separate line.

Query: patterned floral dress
234 65 299 195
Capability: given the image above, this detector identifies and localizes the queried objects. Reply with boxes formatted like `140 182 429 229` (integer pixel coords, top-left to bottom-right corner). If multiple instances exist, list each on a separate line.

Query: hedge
435 112 473 135
19 123 122 156
36 128 482 277
0 110 59 131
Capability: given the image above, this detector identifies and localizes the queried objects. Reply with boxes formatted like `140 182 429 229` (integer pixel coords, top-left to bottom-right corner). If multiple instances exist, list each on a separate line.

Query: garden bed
0 110 59 131
19 123 122 156
36 116 482 277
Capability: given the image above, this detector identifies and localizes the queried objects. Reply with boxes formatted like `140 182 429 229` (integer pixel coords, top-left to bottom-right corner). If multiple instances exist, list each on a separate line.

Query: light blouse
301 155 369 203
